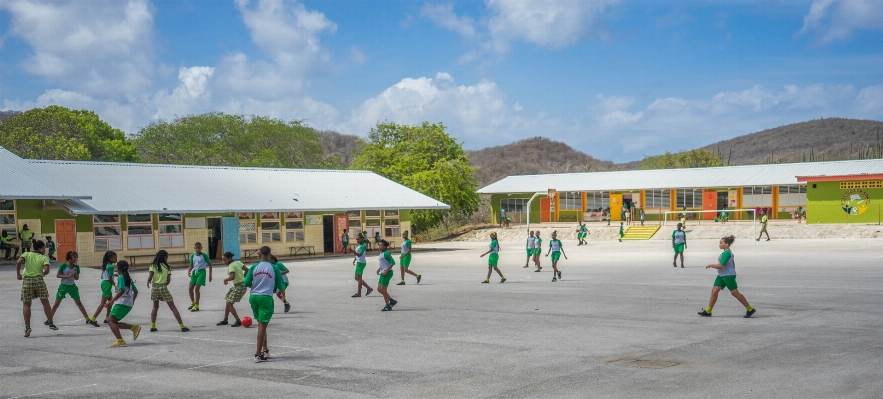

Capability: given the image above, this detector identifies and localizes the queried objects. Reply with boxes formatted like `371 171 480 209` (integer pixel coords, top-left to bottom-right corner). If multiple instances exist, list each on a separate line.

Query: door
702 190 717 220
322 215 334 253
207 217 222 259
55 220 76 259
717 192 729 210
540 198 550 223
221 217 240 260
334 214 348 252
609 194 623 221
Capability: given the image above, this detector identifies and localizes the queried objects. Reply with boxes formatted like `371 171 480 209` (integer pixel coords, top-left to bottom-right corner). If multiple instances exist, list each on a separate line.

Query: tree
351 121 480 233
641 149 724 169
132 112 340 168
0 106 137 161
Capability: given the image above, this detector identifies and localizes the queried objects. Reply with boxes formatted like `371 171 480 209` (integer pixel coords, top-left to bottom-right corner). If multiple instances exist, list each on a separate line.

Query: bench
241 248 260 259
128 252 189 267
289 246 315 256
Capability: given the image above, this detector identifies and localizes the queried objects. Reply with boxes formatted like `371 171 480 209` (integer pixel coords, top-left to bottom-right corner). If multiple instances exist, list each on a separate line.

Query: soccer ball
241 316 253 328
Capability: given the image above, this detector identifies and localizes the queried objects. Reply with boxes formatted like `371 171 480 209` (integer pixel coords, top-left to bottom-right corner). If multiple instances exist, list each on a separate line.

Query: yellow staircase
622 225 660 240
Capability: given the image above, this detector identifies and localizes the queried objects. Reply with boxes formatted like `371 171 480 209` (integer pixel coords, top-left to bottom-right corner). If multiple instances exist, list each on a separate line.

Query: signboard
306 215 322 225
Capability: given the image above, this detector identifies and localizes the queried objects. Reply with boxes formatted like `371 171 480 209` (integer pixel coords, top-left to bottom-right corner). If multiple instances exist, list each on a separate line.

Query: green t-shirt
20 229 33 241
149 263 171 285
21 252 49 277
761 215 768 225
0 235 12 245
227 260 245 284
274 261 290 283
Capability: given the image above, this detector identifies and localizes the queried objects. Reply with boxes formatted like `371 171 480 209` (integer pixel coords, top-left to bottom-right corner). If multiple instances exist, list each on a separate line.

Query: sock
746 305 754 312
191 301 195 306
401 280 405 283
117 338 125 343
25 325 30 329
484 278 489 282
705 306 713 314
221 318 228 322
284 301 289 305
501 276 506 279
131 326 137 331
150 323 156 328
179 323 186 328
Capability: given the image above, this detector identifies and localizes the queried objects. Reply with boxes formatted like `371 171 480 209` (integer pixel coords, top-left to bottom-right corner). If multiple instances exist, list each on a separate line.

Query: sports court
2 237 882 398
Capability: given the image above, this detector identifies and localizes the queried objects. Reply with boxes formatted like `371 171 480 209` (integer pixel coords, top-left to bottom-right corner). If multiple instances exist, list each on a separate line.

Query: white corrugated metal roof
0 147 91 200
27 160 450 214
477 159 883 193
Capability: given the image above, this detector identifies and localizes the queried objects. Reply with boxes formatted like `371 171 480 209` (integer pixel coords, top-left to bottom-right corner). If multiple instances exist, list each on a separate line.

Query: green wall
15 200 92 233
807 182 883 224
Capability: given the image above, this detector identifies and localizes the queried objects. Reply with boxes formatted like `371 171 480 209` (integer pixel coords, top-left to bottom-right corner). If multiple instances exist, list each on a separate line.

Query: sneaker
416 275 422 284
190 306 199 312
557 271 562 279
131 325 142 341
673 262 677 268
365 288 373 296
396 281 406 285
697 310 712 317
88 320 101 327
381 305 392 312
24 327 31 338
216 320 229 326
150 328 158 332
481 280 489 284
261 349 273 359
765 239 770 241
351 293 361 298
253 354 268 363
534 269 542 272
231 320 242 327
48 323 58 330
188 304 194 310
103 319 108 324
389 299 398 308
552 278 557 282
681 265 684 268
43 320 49 326
523 265 529 268
755 239 760 241
109 340 126 347
744 309 756 318
500 278 506 283
284 303 291 313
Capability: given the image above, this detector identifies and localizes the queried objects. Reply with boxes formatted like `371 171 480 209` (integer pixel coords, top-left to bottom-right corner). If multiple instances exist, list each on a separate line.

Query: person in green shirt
544 231 567 282
16 240 56 337
533 231 543 272
479 232 506 284
619 222 624 242
1 230 20 260
698 235 756 318
672 223 687 268
19 224 33 253
218 252 249 327
757 210 770 241
107 261 142 347
90 251 117 325
49 251 98 327
350 235 373 298
269 255 291 313
146 250 189 333
187 242 212 312
396 231 421 285
45 236 56 260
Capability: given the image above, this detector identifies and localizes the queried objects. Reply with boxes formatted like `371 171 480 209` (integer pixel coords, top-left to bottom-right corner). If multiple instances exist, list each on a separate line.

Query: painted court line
152 334 307 350
6 383 98 399
187 349 304 370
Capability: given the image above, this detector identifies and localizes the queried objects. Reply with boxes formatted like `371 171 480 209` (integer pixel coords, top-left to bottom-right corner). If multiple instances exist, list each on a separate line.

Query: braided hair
150 250 171 274
117 260 133 289
102 251 117 275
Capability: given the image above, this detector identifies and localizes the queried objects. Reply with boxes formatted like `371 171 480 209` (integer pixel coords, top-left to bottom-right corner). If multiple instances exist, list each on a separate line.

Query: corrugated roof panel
0 147 91 199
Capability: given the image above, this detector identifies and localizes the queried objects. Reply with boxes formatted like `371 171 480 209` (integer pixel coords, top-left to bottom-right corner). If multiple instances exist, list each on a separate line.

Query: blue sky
1 0 882 162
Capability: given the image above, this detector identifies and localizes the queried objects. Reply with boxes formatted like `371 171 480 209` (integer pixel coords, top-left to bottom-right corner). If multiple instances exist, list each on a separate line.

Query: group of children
349 231 420 311
2 225 57 261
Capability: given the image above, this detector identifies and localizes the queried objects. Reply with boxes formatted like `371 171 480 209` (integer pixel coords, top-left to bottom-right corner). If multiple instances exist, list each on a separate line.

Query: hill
316 130 364 167
0 110 21 121
702 118 883 164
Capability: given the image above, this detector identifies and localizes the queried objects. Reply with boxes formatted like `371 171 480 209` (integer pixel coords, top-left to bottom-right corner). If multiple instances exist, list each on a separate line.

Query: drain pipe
525 192 544 233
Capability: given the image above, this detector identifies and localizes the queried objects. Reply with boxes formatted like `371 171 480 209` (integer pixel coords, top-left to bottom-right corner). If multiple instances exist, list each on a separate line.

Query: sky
1 0 882 162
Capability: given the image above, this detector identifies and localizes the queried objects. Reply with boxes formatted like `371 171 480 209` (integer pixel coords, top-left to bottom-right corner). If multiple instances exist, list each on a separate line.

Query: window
284 212 304 241
500 198 528 213
585 191 609 211
675 189 702 208
560 192 581 211
238 212 255 220
742 186 773 207
365 210 381 217
158 213 184 248
93 215 122 251
260 213 281 242
126 214 154 250
384 210 400 236
840 181 882 189
239 213 256 244
364 213 381 238
778 185 808 194
348 219 362 238
346 210 361 218
645 189 671 209
0 200 15 238
744 186 773 195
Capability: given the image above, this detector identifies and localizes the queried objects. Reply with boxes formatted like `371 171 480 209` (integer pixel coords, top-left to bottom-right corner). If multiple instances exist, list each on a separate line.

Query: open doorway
322 215 334 253
207 217 222 260
717 192 729 210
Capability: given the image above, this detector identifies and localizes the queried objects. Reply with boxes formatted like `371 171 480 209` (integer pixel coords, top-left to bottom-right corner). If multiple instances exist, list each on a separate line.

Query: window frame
260 213 281 243
239 213 257 244
93 215 122 252
585 191 610 211
560 192 581 211
645 189 671 209
158 213 184 248
126 214 154 250
0 200 16 238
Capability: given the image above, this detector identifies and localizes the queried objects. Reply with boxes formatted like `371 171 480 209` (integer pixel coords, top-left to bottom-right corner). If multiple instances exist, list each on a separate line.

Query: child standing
187 242 212 312
19 224 33 253
698 235 756 318
107 260 142 347
269 255 291 313
545 231 567 282
90 251 117 325
533 232 543 271
49 251 99 327
672 223 687 268
351 235 373 297
147 250 189 332
218 252 249 327
17 240 56 337
244 246 285 362
619 222 624 242
524 231 535 268
396 231 421 285
341 231 349 254
376 240 398 311
2 230 20 260
639 209 645 226
480 232 506 283
45 236 56 260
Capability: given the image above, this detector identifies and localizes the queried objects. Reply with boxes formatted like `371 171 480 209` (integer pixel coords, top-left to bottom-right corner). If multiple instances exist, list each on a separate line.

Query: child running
187 242 212 312
218 252 249 327
544 231 567 282
376 239 398 311
698 235 756 318
479 232 506 283
146 250 189 332
17 240 57 337
49 251 99 327
107 261 141 347
89 251 117 325
524 231 535 268
533 231 543 272
396 231 421 285
244 246 284 362
351 235 373 297
672 223 687 268
269 255 291 313
577 223 588 246
45 236 57 260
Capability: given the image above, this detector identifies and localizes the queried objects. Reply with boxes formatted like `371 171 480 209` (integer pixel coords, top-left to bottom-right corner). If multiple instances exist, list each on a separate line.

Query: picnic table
289 246 315 256
128 252 189 267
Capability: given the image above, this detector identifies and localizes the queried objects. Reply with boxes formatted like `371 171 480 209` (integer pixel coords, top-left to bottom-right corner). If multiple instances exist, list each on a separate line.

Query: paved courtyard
2 237 882 398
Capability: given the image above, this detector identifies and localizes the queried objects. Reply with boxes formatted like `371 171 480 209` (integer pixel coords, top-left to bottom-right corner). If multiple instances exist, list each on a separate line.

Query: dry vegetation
316 130 365 167
0 110 20 121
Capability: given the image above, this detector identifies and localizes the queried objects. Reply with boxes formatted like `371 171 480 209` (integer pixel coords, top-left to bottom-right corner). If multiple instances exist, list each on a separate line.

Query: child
672 223 687 268
244 246 285 362
479 232 506 283
577 223 587 246
269 255 291 313
218 252 249 327
187 242 212 311
49 251 99 327
90 251 117 325
351 235 373 297
796 206 805 224
680 214 687 229
524 231 535 268
619 222 624 242
544 231 567 282
639 209 645 226
16 240 56 337
757 211 770 241
341 231 349 254
376 240 398 311
147 250 189 332
698 235 756 318
19 224 33 253
396 231 421 285
45 236 56 260
533 231 542 271
107 260 142 347
1 230 20 260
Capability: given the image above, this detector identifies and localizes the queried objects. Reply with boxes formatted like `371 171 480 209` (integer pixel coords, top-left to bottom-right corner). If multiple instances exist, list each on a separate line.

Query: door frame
54 219 77 257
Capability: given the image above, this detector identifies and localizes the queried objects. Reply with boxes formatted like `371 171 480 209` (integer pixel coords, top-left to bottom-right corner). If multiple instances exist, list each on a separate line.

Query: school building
0 146 449 266
478 159 883 225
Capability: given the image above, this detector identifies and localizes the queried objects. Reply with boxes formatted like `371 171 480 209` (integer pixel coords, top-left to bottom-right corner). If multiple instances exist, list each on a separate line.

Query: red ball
241 316 253 328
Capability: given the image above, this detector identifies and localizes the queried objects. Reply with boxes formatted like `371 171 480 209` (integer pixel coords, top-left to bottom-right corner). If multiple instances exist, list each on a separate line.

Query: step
621 226 661 240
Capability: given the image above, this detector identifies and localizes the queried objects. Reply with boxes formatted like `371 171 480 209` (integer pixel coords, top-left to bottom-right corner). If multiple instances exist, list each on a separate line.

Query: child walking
698 235 756 318
672 223 687 268
619 222 624 242
533 231 543 271
49 251 99 327
756 211 770 241
147 250 189 332
341 231 349 254
17 240 57 337
45 236 57 260
480 232 506 283
244 246 285 362
396 231 421 285
545 231 567 282
90 251 117 325
218 252 248 327
269 255 291 313
187 242 212 312
524 231 535 268
376 240 398 311
107 260 142 347
351 235 373 297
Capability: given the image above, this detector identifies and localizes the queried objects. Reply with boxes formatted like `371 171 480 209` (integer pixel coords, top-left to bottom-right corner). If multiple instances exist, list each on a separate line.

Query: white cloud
420 3 476 38
797 0 883 43
349 45 368 65
486 0 617 53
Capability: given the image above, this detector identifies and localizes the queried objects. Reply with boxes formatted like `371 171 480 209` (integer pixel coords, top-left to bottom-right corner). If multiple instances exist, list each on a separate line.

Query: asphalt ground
1 238 882 398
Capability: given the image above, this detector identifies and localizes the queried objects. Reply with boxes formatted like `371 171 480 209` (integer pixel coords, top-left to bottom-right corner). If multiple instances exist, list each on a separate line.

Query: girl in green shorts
376 240 398 311
147 250 189 332
545 231 567 282
533 231 543 271
480 232 506 283
269 255 291 313
698 235 756 318
107 261 142 347
50 251 99 327
90 251 117 325
351 235 373 297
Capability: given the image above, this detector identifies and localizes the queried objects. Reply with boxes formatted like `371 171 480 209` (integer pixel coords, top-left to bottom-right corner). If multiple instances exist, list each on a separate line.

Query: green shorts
21 276 49 302
100 280 113 298
673 243 685 254
249 295 274 323
378 269 394 287
110 304 132 321
189 269 207 286
713 275 738 290
355 262 367 275
533 248 542 256
56 284 81 301
526 248 533 258
551 251 561 262
49 248 56 255
401 254 412 267
578 233 586 239
488 253 499 267
342 241 348 247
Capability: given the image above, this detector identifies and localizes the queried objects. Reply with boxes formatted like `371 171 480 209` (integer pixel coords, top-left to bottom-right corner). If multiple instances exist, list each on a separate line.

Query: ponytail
722 235 735 245
117 260 132 289
102 251 117 274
